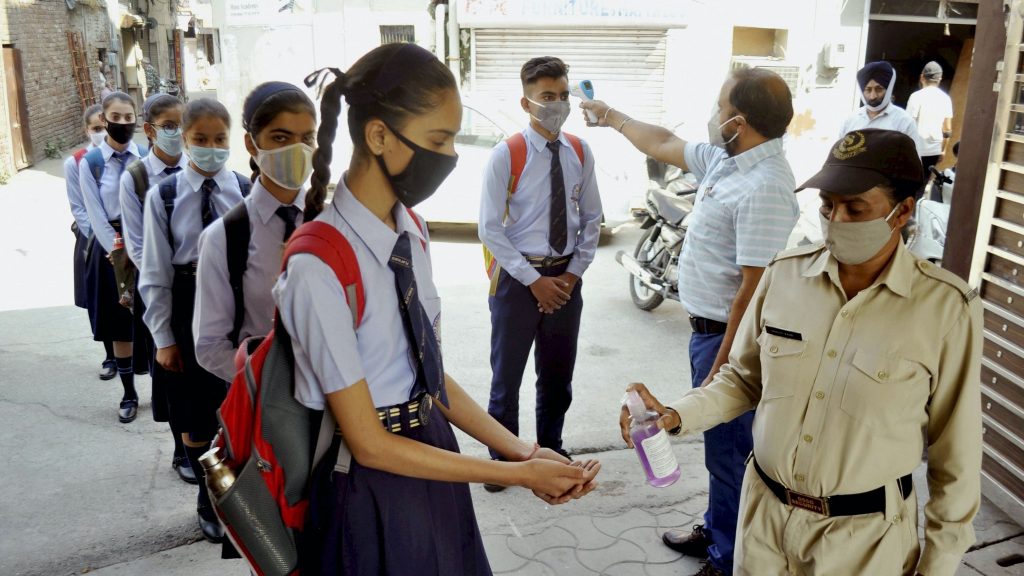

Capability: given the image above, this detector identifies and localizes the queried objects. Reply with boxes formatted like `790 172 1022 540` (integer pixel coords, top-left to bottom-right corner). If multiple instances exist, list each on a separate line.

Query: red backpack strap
282 222 365 328
563 132 585 167
73 148 88 165
404 207 427 251
506 132 528 195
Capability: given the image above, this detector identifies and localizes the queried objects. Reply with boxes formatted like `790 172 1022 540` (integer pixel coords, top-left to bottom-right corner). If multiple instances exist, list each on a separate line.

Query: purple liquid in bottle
625 391 681 488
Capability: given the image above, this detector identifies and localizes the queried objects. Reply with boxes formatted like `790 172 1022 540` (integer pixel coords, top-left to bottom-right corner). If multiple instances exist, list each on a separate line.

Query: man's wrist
664 407 683 436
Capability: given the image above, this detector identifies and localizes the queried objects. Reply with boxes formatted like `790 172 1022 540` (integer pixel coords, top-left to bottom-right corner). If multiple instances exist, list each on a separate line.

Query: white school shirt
139 164 245 349
907 86 953 157
80 140 144 252
193 180 306 382
274 177 440 410
119 151 189 267
478 125 603 286
64 145 95 238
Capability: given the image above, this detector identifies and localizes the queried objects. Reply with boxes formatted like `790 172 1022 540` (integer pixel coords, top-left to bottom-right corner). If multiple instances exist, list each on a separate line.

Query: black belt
753 458 912 517
523 254 571 269
375 392 437 434
173 262 198 276
689 316 727 334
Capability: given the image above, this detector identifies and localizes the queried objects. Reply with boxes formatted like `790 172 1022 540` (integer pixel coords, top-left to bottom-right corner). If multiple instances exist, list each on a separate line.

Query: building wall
0 0 113 172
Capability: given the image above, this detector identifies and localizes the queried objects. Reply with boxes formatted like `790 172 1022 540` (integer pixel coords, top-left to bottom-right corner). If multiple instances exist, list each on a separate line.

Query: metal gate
469 28 667 124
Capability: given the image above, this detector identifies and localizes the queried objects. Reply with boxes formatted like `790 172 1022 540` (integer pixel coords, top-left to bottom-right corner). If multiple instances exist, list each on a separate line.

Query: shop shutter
469 28 667 124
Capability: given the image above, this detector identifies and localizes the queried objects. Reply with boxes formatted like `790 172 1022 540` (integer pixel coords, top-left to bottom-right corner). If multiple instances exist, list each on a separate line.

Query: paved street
1 155 1021 575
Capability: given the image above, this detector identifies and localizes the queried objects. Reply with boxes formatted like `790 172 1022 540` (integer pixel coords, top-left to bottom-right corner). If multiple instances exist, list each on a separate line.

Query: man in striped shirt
584 68 798 576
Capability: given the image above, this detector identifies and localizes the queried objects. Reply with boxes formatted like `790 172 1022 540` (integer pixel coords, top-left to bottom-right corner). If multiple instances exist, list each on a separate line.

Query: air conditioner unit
822 42 847 69
731 58 800 96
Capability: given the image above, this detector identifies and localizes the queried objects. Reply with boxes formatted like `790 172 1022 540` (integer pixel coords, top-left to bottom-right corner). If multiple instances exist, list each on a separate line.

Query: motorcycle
908 165 953 264
615 158 696 310
159 78 183 99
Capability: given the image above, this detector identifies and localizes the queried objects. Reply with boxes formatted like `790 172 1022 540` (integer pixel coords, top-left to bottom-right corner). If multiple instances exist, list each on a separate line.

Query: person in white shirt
838 61 923 154
907 61 954 181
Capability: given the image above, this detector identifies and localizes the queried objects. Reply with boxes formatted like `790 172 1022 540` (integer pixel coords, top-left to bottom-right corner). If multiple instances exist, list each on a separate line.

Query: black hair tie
304 67 345 99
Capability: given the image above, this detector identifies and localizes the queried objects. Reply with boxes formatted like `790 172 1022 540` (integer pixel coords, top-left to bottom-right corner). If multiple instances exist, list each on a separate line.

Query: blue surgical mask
155 127 183 157
190 145 230 173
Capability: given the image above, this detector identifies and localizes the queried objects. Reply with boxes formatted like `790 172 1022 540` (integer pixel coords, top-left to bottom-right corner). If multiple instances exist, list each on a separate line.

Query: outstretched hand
619 383 679 448
580 100 613 128
524 448 601 505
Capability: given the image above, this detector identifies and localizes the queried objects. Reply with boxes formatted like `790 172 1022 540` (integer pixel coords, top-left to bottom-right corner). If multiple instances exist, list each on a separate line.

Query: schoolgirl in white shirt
194 81 315 382
138 98 247 543
277 43 600 575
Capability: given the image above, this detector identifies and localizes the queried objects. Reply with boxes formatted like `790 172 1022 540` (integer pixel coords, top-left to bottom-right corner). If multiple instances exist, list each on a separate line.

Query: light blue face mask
190 145 230 173
155 127 183 157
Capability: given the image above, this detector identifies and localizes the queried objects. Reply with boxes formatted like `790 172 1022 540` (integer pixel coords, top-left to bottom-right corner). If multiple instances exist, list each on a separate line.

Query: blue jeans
690 331 754 574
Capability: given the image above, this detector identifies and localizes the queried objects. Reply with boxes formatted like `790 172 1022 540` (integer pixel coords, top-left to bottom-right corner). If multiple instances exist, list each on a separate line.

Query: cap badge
833 131 867 161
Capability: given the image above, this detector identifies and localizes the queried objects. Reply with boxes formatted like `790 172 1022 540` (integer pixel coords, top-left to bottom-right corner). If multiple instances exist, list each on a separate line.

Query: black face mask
376 123 458 208
106 121 135 145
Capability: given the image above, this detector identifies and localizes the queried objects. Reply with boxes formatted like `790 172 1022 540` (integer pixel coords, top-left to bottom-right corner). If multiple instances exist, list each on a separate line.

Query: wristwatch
664 407 683 436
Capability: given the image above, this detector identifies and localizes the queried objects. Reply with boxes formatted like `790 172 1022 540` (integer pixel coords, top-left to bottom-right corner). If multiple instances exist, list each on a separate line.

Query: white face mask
819 204 900 265
89 131 106 148
526 98 571 134
255 141 314 190
716 115 742 150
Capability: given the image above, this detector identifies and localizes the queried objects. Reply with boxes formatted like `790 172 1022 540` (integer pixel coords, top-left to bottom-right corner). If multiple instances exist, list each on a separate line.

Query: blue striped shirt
678 139 797 322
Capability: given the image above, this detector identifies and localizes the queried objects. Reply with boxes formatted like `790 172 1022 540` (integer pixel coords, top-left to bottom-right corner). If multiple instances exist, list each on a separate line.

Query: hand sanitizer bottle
624 390 681 488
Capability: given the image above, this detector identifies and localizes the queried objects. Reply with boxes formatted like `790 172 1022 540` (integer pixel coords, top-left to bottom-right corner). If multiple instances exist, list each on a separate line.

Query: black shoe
483 483 507 493
552 447 573 462
99 360 117 381
118 398 138 423
173 456 199 485
693 561 725 576
134 367 149 376
198 508 225 543
662 524 711 558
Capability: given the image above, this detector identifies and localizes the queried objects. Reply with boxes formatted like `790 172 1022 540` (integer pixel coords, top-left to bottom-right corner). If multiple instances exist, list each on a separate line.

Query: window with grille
380 25 415 44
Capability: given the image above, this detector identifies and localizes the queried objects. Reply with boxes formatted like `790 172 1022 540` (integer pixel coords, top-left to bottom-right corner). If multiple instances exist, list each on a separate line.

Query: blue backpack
82 144 150 182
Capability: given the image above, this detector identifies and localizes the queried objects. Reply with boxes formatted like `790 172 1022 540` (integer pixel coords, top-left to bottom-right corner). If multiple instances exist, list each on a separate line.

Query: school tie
275 205 301 242
388 232 448 407
163 166 181 176
200 178 217 229
112 151 129 179
546 140 568 253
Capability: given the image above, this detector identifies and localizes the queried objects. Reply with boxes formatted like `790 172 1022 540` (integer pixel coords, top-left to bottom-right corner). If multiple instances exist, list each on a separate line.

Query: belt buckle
417 394 433 427
786 489 830 516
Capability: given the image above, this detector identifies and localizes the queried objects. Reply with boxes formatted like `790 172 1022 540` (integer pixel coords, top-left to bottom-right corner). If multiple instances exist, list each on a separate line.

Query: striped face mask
255 141 314 190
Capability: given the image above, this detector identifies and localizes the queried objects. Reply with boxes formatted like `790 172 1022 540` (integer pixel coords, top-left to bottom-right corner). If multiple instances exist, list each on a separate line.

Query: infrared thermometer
571 80 597 123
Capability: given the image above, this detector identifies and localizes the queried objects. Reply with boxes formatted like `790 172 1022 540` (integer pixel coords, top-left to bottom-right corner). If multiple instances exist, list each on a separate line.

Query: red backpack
211 211 426 576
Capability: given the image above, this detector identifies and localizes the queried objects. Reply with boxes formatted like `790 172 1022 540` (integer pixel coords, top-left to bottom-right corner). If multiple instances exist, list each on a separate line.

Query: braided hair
304 43 457 222
242 83 316 183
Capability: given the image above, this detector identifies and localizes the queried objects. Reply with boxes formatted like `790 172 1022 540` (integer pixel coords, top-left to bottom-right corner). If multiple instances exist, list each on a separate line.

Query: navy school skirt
86 236 134 342
303 404 492 576
157 269 226 439
72 226 89 309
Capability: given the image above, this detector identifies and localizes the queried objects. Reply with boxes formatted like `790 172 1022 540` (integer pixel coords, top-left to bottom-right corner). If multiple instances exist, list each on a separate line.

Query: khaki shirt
669 241 982 576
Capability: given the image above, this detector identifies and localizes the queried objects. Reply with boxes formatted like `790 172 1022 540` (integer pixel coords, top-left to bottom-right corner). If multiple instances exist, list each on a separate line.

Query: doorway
2 46 33 169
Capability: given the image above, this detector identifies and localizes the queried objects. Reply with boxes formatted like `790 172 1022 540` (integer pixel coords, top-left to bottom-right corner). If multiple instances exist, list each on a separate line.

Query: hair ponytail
249 157 260 183
304 69 347 222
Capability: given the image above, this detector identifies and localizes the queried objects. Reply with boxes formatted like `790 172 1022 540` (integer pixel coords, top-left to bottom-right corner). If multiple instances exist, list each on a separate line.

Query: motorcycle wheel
629 226 667 311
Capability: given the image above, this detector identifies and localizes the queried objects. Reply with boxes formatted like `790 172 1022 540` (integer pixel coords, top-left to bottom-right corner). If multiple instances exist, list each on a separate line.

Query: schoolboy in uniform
479 56 603 486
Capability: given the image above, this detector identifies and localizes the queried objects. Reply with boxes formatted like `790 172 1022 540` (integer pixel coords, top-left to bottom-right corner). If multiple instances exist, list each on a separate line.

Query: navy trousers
690 331 754 574
487 264 582 458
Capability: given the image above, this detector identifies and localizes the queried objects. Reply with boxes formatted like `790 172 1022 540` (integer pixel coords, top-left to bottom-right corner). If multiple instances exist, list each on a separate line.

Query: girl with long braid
274 44 600 574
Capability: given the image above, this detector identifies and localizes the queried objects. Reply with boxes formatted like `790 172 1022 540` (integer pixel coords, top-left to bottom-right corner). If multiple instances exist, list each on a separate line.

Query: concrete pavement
1 154 1021 575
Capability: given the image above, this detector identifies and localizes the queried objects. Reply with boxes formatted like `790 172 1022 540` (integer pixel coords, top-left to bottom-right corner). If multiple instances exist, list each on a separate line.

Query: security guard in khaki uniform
621 129 982 576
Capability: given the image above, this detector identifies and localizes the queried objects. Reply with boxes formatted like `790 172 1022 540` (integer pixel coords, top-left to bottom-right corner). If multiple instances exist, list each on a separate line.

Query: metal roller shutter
470 28 667 124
